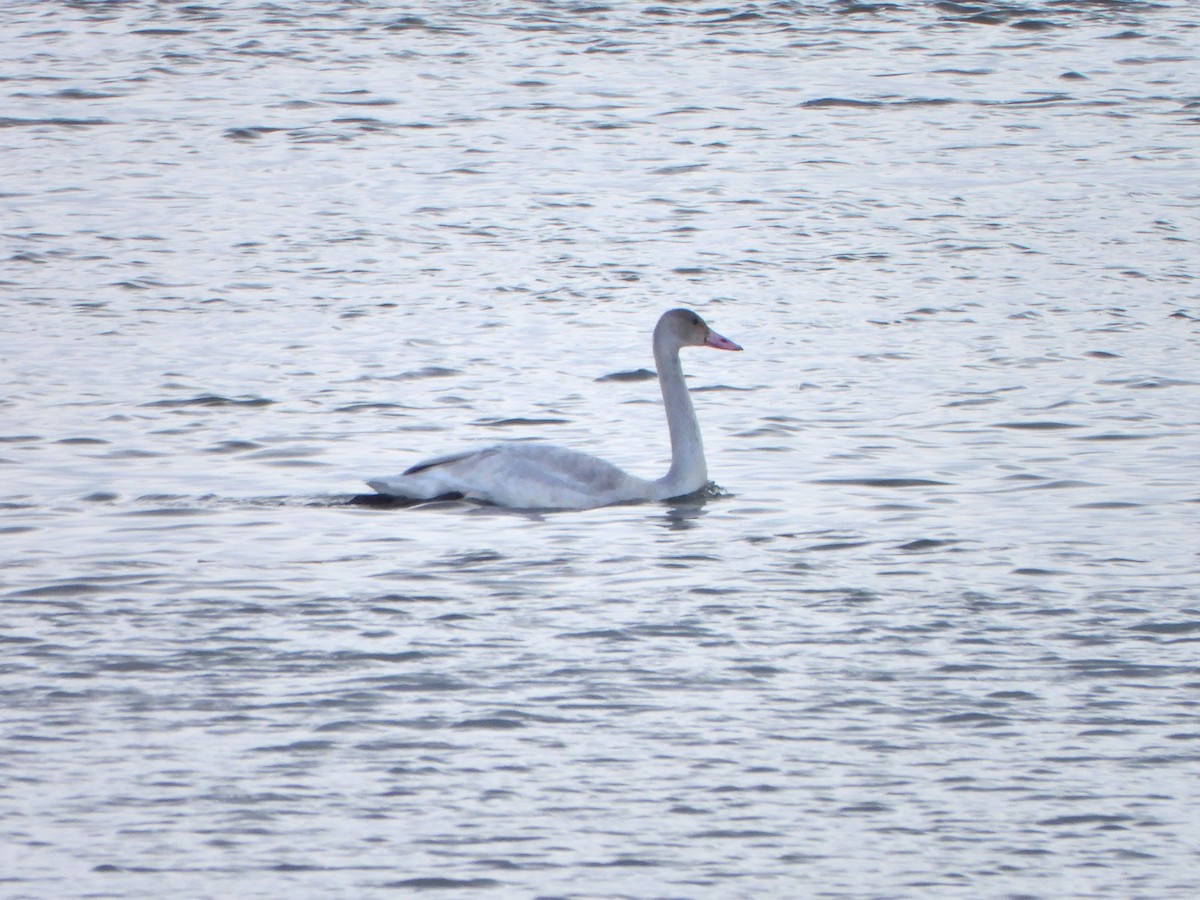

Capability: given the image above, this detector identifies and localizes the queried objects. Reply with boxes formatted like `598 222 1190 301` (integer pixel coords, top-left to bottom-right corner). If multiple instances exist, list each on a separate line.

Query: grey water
3 1 1199 896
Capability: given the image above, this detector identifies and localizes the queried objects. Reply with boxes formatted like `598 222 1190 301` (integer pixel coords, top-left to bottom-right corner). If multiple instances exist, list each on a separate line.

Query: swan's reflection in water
345 481 727 529
657 488 717 531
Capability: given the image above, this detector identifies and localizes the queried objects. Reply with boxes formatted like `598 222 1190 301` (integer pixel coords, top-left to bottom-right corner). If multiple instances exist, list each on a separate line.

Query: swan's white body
367 309 741 510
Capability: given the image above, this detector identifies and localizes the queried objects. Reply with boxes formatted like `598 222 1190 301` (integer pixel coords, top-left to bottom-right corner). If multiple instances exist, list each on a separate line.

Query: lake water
3 1 1199 896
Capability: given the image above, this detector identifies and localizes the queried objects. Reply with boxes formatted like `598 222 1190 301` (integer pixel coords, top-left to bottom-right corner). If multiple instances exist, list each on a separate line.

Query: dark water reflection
2 0 1199 897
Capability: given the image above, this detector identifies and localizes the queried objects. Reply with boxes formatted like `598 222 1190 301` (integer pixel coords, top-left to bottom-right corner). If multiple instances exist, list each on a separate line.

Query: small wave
140 394 274 408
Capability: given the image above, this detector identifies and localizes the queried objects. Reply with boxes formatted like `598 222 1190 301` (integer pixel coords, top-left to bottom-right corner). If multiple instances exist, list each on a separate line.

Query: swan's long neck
653 332 707 498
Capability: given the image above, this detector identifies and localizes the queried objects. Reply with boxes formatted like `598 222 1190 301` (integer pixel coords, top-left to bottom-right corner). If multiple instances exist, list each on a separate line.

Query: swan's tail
366 473 451 500
367 448 495 500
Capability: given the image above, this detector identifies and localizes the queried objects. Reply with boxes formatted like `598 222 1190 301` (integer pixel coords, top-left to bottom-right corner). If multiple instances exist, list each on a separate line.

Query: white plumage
366 309 742 510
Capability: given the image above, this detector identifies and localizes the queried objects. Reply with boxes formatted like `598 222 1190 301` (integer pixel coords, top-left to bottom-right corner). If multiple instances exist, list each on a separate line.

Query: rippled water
3 1 1200 896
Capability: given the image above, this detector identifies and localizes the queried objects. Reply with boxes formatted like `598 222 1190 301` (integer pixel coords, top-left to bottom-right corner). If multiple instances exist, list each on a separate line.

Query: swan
366 308 742 510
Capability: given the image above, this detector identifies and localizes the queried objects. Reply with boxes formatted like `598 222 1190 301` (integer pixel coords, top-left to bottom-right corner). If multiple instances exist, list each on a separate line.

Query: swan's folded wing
515 444 630 494
470 444 646 508
402 446 498 476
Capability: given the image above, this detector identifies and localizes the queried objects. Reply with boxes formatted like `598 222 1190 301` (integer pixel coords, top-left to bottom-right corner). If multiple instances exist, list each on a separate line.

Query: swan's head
657 308 743 352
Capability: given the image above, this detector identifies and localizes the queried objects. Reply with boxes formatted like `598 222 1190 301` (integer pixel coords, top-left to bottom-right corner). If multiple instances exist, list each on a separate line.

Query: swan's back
367 442 652 510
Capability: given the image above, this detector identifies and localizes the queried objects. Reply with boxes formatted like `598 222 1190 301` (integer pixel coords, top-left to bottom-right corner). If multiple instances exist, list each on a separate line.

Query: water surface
2 1 1199 897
